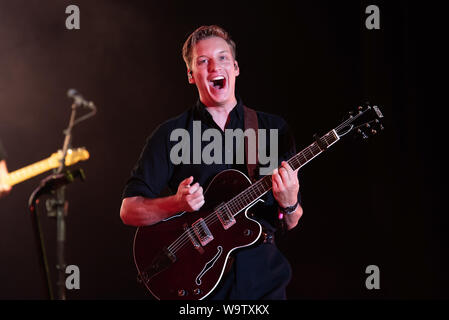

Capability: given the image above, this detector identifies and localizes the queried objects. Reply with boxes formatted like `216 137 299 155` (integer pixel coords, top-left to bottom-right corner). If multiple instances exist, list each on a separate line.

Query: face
188 36 239 108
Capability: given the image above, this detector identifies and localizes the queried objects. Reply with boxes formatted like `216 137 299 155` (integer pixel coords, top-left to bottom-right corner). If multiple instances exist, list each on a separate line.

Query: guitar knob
193 288 202 295
244 229 252 236
178 289 187 297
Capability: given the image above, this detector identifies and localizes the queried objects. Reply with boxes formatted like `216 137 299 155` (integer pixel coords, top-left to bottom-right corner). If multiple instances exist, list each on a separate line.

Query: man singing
120 25 303 299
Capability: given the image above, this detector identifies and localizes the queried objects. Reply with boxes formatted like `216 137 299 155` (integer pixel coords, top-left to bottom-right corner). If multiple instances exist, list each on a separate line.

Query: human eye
197 58 208 65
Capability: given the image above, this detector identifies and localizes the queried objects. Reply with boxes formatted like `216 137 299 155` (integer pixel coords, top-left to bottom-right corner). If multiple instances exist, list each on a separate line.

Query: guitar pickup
215 203 236 230
184 223 204 254
192 218 214 247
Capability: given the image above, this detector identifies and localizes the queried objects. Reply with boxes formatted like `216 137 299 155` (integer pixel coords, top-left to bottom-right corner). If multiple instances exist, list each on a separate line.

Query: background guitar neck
6 157 55 186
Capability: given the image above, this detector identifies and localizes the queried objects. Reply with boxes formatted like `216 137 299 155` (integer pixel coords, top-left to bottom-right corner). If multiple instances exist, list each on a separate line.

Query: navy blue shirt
122 97 299 299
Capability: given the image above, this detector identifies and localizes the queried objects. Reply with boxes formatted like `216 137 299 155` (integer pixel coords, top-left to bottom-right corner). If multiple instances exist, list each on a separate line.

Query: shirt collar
194 96 244 122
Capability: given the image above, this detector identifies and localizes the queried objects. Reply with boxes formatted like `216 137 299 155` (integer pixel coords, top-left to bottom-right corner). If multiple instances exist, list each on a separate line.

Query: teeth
211 76 224 81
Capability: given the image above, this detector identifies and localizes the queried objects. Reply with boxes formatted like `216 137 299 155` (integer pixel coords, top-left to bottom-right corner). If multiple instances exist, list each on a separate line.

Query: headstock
48 147 90 168
334 104 384 139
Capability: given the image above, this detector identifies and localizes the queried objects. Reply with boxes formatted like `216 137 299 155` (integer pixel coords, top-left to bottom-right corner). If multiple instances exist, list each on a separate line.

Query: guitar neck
227 129 340 215
6 157 55 186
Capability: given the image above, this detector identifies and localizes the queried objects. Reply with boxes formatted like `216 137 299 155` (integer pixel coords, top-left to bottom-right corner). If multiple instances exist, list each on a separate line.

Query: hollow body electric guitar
133 105 384 300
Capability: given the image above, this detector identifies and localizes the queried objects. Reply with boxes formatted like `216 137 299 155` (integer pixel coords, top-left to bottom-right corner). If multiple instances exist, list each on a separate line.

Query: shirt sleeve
122 123 174 199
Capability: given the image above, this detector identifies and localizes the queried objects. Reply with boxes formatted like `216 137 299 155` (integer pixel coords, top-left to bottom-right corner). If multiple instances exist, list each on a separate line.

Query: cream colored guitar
5 148 89 186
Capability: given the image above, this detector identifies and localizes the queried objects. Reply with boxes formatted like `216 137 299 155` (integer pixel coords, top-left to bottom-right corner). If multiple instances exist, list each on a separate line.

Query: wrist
169 194 183 213
279 200 299 215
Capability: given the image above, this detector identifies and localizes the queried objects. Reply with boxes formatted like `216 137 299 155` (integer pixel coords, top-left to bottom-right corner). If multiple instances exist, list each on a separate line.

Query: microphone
67 89 96 109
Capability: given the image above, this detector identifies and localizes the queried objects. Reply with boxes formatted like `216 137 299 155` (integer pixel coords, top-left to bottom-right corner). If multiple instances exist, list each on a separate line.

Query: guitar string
168 175 272 253
167 112 370 252
167 132 339 253
169 148 330 253
168 134 337 253
167 136 335 253
168 176 269 252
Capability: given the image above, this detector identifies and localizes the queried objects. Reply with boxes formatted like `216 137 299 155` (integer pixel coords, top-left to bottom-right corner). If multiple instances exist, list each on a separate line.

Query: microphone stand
28 91 95 300
52 102 75 300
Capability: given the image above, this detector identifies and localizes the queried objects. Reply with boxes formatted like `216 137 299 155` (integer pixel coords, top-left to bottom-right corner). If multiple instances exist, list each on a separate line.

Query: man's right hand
175 176 205 212
120 176 205 226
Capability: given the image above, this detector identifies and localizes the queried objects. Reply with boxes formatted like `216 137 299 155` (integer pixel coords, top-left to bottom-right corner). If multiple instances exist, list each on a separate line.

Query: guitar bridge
192 218 214 247
215 203 236 230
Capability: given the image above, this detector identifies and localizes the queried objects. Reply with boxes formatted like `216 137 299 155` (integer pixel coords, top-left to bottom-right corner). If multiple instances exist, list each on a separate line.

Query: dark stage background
0 0 446 300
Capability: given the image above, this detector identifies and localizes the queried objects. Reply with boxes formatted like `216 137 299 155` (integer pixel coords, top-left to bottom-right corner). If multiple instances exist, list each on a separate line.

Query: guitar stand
28 168 85 300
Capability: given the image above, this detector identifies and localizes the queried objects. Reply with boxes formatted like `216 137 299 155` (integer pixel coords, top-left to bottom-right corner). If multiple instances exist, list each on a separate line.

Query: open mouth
210 76 226 89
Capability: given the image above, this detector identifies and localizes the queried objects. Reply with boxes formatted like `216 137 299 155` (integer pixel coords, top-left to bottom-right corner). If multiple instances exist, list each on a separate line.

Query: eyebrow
196 51 231 59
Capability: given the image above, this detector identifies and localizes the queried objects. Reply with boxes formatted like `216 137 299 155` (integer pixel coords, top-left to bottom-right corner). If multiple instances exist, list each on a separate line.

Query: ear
187 69 195 84
234 60 240 77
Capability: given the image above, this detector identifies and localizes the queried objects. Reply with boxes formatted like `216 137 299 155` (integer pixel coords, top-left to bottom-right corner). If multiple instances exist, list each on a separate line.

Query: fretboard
6 157 55 186
226 129 340 216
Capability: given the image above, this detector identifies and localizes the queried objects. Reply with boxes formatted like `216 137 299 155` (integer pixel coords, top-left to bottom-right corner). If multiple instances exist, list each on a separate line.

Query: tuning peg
357 128 368 139
365 123 371 128
371 129 377 135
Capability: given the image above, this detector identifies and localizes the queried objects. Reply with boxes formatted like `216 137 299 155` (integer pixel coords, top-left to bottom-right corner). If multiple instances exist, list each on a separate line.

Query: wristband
279 201 299 215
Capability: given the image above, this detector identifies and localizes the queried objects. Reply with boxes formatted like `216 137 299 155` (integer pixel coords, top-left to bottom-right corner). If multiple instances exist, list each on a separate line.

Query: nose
208 58 221 72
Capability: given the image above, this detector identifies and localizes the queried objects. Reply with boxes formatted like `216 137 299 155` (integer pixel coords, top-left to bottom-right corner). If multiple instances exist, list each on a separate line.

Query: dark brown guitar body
133 169 263 300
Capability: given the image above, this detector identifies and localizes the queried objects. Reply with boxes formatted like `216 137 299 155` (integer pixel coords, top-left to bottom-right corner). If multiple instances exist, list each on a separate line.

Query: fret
296 152 308 167
310 143 320 155
225 130 340 218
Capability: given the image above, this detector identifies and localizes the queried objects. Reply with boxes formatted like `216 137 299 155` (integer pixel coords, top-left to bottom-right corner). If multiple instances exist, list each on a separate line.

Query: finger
193 199 205 211
190 194 205 205
187 189 203 202
187 195 205 209
278 166 290 184
281 161 294 174
272 169 284 190
281 161 295 180
193 186 203 196
188 183 201 194
286 161 299 177
180 176 194 187
187 189 204 201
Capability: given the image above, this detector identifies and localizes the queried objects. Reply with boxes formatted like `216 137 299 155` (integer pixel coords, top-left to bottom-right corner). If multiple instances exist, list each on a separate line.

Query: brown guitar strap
243 105 258 183
222 106 259 275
